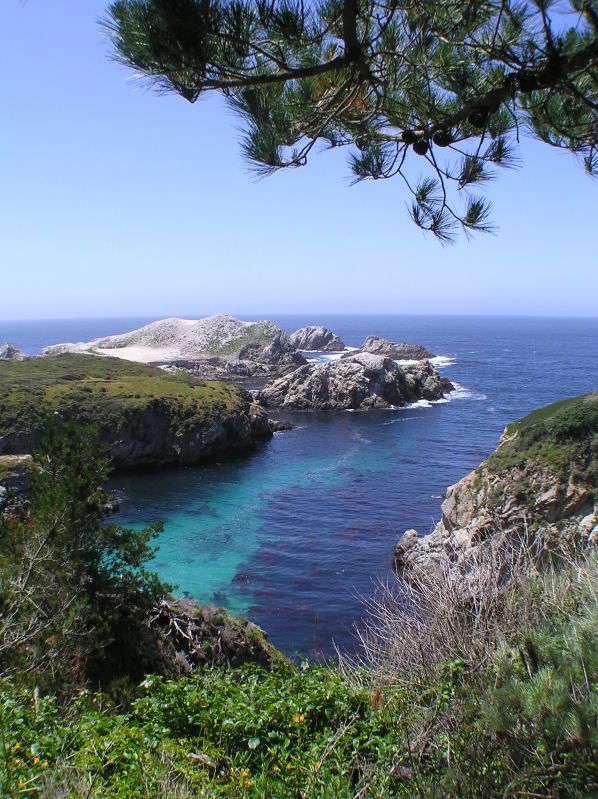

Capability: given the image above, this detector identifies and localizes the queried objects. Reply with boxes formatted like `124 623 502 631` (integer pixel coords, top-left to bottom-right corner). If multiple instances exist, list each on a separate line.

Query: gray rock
395 456 598 583
257 353 452 411
0 343 23 361
289 326 346 351
167 333 307 383
359 335 434 360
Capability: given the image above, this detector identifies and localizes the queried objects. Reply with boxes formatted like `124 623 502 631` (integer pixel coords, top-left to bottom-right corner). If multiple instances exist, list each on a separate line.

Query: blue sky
1 1 596 319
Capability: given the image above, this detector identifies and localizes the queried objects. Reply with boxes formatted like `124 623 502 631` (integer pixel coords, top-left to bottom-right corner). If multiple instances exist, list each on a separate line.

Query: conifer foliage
105 0 597 240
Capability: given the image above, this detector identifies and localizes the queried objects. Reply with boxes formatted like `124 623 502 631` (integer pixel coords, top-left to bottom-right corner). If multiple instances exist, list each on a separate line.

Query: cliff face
99 397 271 469
0 354 272 471
395 393 598 577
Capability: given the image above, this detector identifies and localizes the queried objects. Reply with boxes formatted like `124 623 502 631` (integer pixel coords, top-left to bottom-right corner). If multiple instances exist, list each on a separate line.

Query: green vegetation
104 1 597 241
1 403 596 798
0 353 244 438
203 322 280 357
0 424 168 694
1 549 597 798
487 392 598 480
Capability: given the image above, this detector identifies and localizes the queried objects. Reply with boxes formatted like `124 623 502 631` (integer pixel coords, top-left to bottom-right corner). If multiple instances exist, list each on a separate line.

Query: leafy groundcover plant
0 421 596 797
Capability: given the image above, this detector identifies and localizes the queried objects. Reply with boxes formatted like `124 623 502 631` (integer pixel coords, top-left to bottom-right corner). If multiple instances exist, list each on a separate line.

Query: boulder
359 335 434 360
289 325 346 351
0 343 23 361
257 353 452 411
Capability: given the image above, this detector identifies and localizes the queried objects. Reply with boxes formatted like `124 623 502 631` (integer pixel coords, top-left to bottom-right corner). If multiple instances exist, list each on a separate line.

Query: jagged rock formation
289 326 346 351
0 343 23 361
257 353 452 410
359 335 434 360
395 393 598 580
168 331 307 381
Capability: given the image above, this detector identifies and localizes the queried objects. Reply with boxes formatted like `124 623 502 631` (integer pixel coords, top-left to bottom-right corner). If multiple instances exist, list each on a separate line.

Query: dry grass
343 523 593 686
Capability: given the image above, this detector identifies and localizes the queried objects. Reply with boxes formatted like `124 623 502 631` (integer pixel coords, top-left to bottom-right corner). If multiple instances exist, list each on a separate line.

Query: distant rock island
43 315 306 381
359 335 434 361
289 325 346 351
42 315 450 411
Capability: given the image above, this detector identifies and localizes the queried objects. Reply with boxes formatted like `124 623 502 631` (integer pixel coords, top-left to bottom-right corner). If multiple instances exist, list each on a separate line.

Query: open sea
2 315 597 658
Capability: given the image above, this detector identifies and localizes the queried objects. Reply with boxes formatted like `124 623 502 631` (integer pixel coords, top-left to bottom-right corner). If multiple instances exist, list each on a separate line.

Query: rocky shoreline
1 317 452 486
395 393 598 585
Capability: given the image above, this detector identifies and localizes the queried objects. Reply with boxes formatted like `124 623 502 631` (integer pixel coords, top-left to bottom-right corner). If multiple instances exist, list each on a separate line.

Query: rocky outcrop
359 335 434 360
289 326 346 351
90 597 286 685
0 343 23 361
257 353 453 411
395 393 598 581
166 333 307 382
0 396 273 471
43 315 292 363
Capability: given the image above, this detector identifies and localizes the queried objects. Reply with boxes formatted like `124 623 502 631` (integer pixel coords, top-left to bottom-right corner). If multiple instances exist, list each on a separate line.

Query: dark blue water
2 315 597 657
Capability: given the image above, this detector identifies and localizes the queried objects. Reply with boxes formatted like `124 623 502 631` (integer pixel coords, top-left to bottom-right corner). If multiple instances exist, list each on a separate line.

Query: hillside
0 354 272 470
42 315 288 363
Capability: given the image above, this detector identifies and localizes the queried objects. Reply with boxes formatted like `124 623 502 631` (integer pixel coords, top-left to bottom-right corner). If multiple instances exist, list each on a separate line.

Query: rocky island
358 335 434 360
43 315 307 381
289 325 346 351
41 315 449 411
257 353 452 410
0 343 23 361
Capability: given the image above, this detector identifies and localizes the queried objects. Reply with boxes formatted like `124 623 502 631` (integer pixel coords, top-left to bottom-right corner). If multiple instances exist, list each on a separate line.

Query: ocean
2 314 597 658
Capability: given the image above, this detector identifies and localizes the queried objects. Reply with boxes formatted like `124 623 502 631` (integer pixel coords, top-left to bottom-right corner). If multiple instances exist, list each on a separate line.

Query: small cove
3 314 597 657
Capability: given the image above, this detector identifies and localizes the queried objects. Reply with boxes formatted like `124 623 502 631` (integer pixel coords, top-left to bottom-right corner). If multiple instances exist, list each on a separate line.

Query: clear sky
1 0 596 319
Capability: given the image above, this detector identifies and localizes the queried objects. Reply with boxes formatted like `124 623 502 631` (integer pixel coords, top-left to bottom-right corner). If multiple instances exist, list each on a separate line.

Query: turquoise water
3 314 598 657
115 413 398 619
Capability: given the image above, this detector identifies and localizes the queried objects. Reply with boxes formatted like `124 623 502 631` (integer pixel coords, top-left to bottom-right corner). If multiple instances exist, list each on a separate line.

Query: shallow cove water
3 315 598 658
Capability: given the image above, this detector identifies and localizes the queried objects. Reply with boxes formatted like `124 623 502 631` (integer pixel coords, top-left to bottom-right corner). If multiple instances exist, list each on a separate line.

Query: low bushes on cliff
0 354 242 434
0 423 168 693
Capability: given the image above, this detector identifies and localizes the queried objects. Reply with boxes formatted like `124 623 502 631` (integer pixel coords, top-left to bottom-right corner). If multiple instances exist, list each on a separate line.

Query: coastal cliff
0 354 272 471
395 393 598 578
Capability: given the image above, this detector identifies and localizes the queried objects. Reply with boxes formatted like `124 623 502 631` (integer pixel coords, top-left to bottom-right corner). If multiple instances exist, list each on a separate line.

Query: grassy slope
0 354 245 437
487 392 598 483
